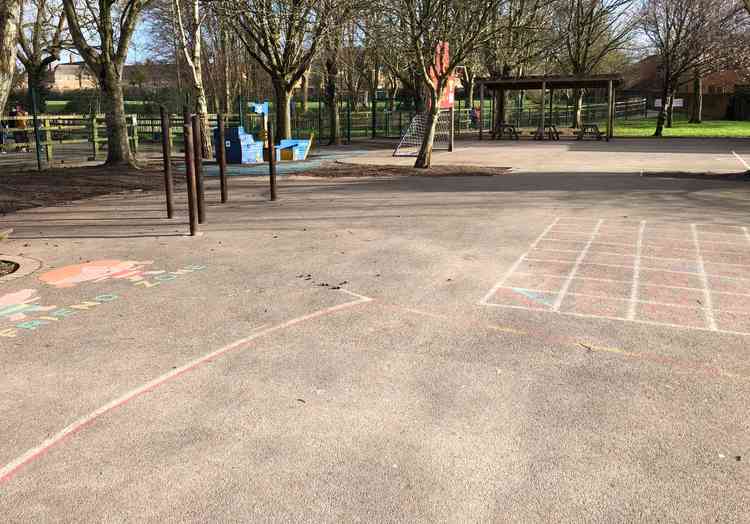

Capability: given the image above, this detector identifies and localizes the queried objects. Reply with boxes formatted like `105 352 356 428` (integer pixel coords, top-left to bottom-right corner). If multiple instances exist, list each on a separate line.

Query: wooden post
606 80 614 142
218 113 228 203
191 115 205 224
479 82 484 140
539 80 546 140
160 106 174 219
183 107 198 236
90 114 98 159
268 120 277 201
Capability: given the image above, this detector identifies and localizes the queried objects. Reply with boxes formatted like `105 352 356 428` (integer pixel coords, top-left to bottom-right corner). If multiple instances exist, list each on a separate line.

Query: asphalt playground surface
1 139 750 521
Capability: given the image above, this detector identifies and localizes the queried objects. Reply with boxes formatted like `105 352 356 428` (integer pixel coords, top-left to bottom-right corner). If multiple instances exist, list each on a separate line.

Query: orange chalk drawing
39 260 162 288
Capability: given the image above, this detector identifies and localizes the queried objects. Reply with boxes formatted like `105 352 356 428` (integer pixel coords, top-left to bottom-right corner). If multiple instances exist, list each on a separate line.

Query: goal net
393 111 452 157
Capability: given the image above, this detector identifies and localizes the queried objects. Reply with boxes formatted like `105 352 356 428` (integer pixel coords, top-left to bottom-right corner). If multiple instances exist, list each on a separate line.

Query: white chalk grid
480 217 750 336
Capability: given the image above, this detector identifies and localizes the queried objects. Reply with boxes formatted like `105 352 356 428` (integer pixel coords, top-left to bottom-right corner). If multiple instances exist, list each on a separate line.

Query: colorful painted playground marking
0 259 206 338
481 217 750 336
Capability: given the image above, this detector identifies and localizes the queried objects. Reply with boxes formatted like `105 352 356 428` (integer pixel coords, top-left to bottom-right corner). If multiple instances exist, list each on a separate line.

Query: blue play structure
214 126 263 164
275 138 313 161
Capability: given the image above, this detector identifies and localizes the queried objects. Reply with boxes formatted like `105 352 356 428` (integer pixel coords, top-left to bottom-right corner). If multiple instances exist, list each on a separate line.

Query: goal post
392 109 455 157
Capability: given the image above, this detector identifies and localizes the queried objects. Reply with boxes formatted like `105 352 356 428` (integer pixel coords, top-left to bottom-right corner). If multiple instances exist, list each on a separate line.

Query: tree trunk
415 93 440 169
26 65 47 112
689 74 702 124
220 23 231 113
301 70 309 113
271 79 292 140
654 84 670 137
494 89 507 133
0 0 21 114
572 88 584 128
100 68 134 166
464 75 475 108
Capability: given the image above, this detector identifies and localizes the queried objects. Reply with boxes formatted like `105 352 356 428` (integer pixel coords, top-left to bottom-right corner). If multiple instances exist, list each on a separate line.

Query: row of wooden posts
160 106 277 236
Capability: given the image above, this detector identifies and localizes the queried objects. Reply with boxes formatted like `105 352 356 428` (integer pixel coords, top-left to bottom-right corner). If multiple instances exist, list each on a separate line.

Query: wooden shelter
476 74 624 141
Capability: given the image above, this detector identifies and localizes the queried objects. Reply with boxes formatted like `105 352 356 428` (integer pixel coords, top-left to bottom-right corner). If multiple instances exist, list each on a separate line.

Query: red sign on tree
429 42 455 109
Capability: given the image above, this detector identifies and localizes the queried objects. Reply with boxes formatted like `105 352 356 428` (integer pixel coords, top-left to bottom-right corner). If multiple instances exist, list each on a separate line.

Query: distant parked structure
622 55 750 119
41 59 179 92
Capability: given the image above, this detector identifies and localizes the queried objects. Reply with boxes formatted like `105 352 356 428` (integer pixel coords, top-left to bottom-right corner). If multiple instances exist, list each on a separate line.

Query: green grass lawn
615 118 750 138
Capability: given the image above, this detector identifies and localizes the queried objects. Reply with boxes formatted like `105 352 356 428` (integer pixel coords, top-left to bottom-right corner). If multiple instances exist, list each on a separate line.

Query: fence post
218 112 228 203
267 120 277 201
347 98 352 143
30 88 43 171
130 114 139 155
90 114 98 159
160 106 174 219
183 107 198 236
44 116 53 163
449 107 455 152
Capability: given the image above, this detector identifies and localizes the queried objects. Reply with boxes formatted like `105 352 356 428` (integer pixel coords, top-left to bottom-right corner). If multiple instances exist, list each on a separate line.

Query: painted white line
628 221 647 320
482 302 750 337
496 286 750 313
0 291 374 486
691 224 717 331
552 220 604 311
479 218 561 305
732 151 750 170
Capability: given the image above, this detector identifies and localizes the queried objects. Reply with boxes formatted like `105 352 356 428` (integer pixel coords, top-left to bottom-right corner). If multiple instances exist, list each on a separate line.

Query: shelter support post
539 81 546 140
607 80 614 142
479 83 484 140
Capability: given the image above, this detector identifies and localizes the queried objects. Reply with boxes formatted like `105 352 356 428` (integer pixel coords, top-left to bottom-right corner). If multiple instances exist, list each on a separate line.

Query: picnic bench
534 124 559 141
577 123 603 140
492 123 519 140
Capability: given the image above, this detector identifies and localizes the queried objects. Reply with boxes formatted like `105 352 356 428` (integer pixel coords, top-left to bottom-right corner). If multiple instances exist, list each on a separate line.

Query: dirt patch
295 161 512 178
641 171 750 181
0 161 170 215
0 260 19 277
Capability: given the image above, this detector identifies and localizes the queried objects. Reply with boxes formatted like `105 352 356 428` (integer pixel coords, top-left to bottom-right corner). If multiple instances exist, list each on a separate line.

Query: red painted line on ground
0 290 373 487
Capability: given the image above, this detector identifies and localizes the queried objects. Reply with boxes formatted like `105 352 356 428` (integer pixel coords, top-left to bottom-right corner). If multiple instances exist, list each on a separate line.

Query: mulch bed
0 162 168 215
294 161 512 178
0 260 19 277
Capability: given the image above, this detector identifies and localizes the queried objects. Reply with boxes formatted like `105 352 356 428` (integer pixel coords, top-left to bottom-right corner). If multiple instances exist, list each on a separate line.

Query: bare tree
173 0 212 157
554 0 636 128
0 0 22 113
17 0 67 110
63 0 152 165
482 0 556 133
640 0 746 136
378 0 507 168
227 0 345 140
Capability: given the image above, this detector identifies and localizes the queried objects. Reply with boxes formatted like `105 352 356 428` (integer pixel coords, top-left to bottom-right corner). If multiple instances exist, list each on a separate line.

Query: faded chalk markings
0 290 374 486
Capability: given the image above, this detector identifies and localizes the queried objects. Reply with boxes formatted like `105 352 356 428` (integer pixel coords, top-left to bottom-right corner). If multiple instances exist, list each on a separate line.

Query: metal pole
606 80 614 142
183 107 198 236
449 107 455 152
192 115 205 223
371 95 376 138
479 82 484 140
160 106 174 218
539 81 546 140
267 120 277 201
218 112 228 203
30 88 43 171
347 97 352 143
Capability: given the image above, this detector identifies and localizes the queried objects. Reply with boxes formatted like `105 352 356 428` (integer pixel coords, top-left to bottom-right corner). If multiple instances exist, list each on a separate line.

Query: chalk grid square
480 217 750 336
